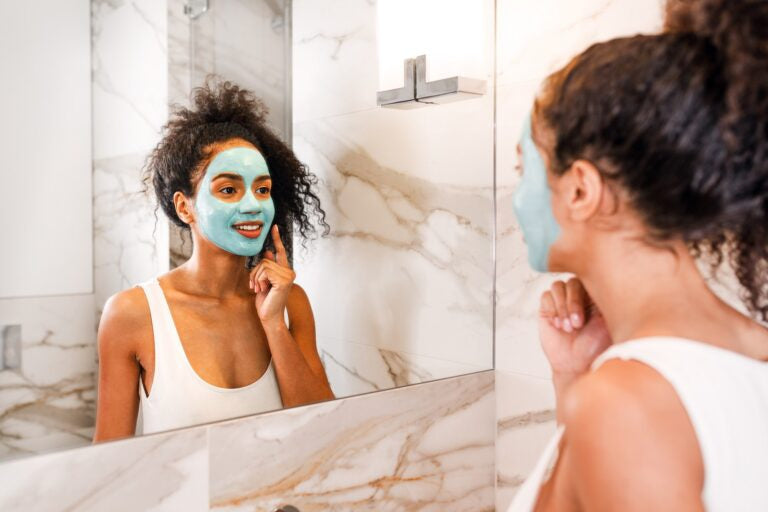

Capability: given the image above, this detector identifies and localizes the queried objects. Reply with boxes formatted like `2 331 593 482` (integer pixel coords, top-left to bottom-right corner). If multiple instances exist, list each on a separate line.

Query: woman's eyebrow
253 175 271 183
212 172 244 181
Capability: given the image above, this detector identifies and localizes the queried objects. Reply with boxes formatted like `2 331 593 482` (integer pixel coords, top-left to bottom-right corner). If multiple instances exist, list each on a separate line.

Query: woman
94 81 334 441
509 0 768 510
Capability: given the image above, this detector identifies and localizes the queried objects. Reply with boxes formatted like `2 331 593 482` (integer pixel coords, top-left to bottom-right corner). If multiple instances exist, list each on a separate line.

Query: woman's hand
539 277 612 380
250 225 295 327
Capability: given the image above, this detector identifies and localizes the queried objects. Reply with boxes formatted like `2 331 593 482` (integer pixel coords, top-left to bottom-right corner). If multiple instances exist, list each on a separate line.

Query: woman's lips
232 222 263 239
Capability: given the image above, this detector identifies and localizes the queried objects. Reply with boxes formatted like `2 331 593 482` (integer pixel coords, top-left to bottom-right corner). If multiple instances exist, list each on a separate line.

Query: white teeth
235 225 261 231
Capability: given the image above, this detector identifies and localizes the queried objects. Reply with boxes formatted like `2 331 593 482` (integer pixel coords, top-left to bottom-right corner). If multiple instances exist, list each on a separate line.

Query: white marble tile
0 294 97 460
93 153 169 315
495 371 557 511
293 110 494 369
209 371 495 511
496 0 664 87
0 428 208 512
319 336 487 398
92 0 169 159
292 0 378 123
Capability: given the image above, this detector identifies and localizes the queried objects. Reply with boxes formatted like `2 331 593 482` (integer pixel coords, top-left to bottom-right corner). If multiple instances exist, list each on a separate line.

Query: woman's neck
177 235 251 298
577 234 768 358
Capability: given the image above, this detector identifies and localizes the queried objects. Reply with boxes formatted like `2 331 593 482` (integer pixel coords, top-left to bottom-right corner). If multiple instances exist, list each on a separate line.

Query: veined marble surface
320 337 485 398
0 428 208 512
292 0 495 398
91 0 169 160
0 371 493 511
292 0 378 123
495 372 556 511
209 370 495 511
293 112 494 370
93 153 169 315
0 295 96 461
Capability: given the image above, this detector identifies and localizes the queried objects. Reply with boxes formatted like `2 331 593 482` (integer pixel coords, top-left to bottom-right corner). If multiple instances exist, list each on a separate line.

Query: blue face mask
512 112 561 272
194 147 276 256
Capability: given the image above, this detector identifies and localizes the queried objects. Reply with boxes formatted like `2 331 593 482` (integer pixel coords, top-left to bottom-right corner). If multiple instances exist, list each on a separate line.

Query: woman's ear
562 159 606 222
173 191 195 225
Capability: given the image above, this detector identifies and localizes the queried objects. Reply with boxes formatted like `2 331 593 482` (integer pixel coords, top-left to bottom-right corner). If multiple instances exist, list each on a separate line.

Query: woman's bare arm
265 283 334 407
92 288 149 442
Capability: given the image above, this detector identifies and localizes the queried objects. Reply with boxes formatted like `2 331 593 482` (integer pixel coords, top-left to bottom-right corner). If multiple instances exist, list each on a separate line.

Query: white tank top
137 279 283 435
508 336 768 512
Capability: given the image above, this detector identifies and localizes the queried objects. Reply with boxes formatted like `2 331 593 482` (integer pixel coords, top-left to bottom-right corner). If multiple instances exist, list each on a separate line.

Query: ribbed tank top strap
138 279 184 398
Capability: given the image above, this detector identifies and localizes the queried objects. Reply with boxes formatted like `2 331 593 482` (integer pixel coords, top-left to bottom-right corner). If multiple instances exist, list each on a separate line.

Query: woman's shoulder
564 358 691 427
98 286 154 355
286 282 314 326
559 360 704 508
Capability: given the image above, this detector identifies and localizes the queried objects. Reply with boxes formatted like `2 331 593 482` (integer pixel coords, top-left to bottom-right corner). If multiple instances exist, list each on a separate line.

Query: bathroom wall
0 0 169 461
291 0 495 398
493 1 665 508
0 370 495 512
92 0 170 316
0 0 93 460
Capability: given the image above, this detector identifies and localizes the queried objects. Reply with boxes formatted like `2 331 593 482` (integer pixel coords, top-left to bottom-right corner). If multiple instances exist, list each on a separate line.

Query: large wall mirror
0 0 494 461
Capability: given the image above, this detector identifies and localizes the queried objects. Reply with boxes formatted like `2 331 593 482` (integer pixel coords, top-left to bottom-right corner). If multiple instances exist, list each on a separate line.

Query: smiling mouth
232 221 264 239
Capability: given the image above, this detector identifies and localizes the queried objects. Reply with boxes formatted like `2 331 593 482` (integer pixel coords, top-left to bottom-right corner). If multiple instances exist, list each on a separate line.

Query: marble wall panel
0 428 208 512
319 336 484 398
292 0 496 398
293 110 494 371
0 369 494 511
0 295 96 460
93 153 169 316
92 0 169 160
92 0 170 310
292 0 378 123
209 370 495 512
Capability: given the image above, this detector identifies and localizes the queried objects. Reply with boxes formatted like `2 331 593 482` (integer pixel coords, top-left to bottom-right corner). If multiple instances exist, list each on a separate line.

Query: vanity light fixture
377 55 486 108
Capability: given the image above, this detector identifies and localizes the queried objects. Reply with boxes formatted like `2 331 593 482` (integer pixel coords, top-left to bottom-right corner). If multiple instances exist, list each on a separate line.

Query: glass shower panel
188 0 291 141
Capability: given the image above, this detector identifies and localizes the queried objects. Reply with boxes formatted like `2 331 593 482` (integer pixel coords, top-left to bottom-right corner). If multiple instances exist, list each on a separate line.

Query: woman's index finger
272 224 289 266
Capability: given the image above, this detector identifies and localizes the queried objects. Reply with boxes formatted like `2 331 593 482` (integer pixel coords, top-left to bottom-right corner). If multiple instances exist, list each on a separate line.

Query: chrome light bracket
377 55 486 108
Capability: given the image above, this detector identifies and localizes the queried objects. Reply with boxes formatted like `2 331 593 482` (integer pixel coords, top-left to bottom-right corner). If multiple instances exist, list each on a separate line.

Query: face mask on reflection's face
194 147 276 256
512 112 561 272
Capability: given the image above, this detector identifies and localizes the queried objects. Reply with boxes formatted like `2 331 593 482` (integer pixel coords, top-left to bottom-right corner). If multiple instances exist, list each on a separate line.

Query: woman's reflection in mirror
94 80 333 442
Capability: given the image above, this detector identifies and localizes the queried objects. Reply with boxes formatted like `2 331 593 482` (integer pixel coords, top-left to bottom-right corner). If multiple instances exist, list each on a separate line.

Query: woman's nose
238 189 263 213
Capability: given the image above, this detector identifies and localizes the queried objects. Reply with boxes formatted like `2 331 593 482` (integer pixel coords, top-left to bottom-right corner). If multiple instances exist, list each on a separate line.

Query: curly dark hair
143 79 329 259
534 0 768 321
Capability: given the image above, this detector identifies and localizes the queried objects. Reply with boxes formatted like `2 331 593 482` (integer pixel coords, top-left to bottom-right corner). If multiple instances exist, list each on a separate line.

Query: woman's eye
257 186 270 195
220 186 236 194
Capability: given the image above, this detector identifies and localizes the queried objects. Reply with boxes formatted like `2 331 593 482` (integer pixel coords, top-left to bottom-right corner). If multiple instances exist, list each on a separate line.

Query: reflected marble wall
493 1 664 508
292 0 495 399
0 295 96 459
92 0 169 315
189 0 289 138
0 0 170 461
0 371 494 512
